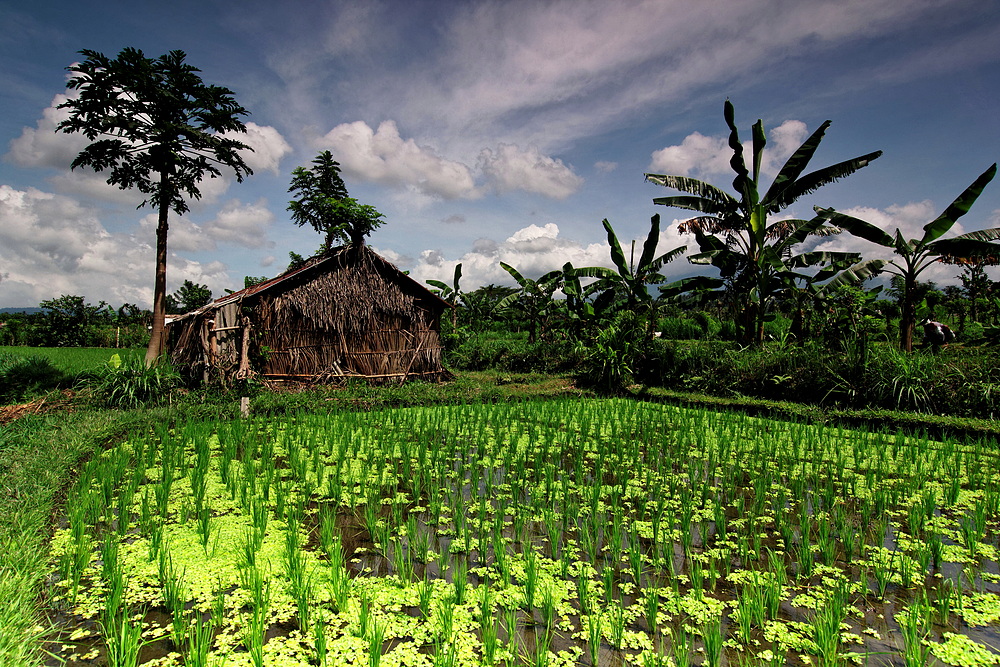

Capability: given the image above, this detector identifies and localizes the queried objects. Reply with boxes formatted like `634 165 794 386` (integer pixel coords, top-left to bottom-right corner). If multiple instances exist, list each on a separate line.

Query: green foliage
445 331 581 373
166 280 212 314
577 310 645 393
0 352 67 404
817 163 999 351
646 100 880 345
83 354 182 408
288 151 384 249
36 295 111 347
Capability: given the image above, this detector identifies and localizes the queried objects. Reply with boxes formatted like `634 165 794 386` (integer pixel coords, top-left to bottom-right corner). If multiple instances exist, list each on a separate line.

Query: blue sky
1 0 999 309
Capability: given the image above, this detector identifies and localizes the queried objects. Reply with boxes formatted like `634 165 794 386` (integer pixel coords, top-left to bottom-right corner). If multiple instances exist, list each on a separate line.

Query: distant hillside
0 307 43 315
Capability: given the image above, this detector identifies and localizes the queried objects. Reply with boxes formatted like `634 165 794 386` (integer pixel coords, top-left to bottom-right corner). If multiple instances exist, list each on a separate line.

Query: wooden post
240 396 250 417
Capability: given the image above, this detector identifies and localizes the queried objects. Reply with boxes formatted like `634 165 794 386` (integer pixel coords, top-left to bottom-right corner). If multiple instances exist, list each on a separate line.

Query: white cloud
4 93 83 169
478 144 583 199
594 161 618 173
649 132 730 177
401 218 693 292
318 120 479 200
0 185 235 308
228 122 293 175
203 198 276 248
318 120 583 201
648 120 810 179
377 0 955 154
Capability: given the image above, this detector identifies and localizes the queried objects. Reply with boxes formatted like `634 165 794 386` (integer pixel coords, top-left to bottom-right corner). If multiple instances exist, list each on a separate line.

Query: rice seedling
670 624 691 667
935 578 954 626
701 616 723 667
313 612 329 667
243 605 268 667
812 598 845 666
586 611 602 666
418 573 434 619
100 612 148 667
367 616 386 667
898 605 931 667
185 614 215 667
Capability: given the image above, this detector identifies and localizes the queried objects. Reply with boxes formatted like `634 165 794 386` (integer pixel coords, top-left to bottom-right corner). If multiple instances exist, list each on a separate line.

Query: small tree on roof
288 150 385 250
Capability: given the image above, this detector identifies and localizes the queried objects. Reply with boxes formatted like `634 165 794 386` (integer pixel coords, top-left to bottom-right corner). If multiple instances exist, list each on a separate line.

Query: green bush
0 352 67 404
577 311 646 394
446 331 580 373
655 317 705 340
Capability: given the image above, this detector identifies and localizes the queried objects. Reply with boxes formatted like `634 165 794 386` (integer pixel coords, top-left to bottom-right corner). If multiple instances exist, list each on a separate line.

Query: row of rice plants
46 399 999 666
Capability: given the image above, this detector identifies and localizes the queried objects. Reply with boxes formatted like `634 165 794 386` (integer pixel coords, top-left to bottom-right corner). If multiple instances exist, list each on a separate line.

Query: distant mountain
0 307 43 315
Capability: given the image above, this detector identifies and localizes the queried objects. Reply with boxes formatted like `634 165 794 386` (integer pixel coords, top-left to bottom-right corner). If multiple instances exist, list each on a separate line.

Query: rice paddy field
0 347 126 376
44 398 1000 666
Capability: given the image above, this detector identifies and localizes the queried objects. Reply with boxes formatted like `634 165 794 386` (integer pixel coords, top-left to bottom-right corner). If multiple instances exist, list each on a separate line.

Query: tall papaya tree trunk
145 171 170 366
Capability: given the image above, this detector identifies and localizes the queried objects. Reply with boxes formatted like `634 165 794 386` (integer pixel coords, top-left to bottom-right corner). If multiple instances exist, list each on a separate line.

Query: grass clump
82 354 182 409
0 351 67 404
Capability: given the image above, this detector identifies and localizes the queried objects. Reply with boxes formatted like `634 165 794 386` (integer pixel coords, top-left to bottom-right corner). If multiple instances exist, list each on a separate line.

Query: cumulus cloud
402 218 693 292
478 144 583 199
5 93 83 168
0 185 233 308
594 161 618 173
203 199 276 248
136 198 277 252
227 122 293 175
649 120 809 178
318 120 479 199
318 120 583 201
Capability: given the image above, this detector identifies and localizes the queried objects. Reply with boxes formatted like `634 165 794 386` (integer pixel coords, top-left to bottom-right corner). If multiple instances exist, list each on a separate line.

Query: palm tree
815 163 999 351
645 100 881 344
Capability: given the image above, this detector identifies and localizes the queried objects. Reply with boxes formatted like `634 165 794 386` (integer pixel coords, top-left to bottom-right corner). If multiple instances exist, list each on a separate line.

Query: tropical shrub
577 311 646 393
0 352 67 404
446 331 580 373
83 354 182 408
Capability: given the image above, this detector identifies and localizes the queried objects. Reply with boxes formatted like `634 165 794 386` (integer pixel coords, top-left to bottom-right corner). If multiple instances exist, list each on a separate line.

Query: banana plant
645 100 882 344
497 263 565 343
575 214 686 334
426 263 463 328
815 162 998 351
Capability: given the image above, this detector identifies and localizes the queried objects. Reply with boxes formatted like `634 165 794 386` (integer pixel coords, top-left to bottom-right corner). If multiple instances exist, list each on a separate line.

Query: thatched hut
167 245 449 384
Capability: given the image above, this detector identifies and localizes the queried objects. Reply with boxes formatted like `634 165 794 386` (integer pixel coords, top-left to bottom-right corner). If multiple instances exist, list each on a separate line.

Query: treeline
0 280 214 348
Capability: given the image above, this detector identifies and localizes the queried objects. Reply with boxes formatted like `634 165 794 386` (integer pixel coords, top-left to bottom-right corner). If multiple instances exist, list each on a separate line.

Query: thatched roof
171 245 449 324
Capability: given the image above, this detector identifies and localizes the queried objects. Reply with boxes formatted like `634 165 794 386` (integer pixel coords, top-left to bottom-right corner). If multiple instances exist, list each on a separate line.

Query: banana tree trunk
899 276 916 353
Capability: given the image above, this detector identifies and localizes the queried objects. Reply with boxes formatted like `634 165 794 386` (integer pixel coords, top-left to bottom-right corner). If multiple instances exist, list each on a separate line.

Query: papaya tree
57 48 253 364
645 100 882 344
815 162 998 351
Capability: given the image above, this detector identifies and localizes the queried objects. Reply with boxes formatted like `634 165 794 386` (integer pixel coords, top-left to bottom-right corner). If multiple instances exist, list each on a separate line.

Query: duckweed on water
43 399 1000 665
